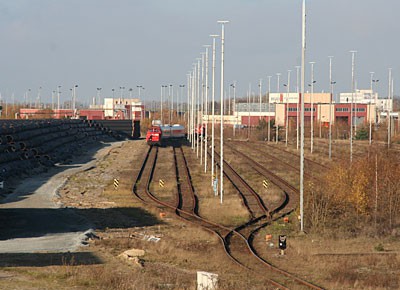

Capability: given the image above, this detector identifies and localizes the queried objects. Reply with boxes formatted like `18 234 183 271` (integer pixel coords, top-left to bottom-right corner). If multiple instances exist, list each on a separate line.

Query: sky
0 0 399 106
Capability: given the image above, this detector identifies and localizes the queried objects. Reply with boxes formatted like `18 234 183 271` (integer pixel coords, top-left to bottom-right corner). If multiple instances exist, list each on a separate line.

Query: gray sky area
0 0 399 106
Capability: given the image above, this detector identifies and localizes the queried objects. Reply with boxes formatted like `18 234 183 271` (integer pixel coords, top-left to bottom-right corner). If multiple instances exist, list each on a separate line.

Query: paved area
0 142 122 253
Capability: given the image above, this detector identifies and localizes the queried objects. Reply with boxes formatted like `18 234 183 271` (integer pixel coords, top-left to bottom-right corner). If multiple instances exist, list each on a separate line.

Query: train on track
146 120 186 146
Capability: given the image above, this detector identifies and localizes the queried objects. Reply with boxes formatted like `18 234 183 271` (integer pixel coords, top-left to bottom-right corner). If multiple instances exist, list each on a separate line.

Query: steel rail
134 146 288 289
207 146 323 289
133 145 323 289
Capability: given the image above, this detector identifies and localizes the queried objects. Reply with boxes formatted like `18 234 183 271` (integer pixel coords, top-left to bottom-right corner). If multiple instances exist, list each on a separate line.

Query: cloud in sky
0 0 399 104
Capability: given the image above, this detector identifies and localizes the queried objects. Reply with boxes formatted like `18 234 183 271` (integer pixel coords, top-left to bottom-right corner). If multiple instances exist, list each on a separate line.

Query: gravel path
0 141 123 253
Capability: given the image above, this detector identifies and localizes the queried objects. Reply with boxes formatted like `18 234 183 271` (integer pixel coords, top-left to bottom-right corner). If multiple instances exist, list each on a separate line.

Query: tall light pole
388 68 392 149
37 86 42 109
57 86 61 111
179 84 185 122
200 52 205 165
97 88 102 107
137 85 143 97
119 86 125 105
187 74 191 139
231 83 236 137
195 58 201 158
170 85 174 126
370 72 374 92
309 62 315 153
329 56 335 159
210 34 218 188
51 90 55 110
191 65 197 151
73 85 78 115
161 85 167 124
283 70 291 147
267 75 272 142
27 88 31 108
203 44 210 173
372 79 379 128
248 83 252 140
350 50 357 163
296 65 300 150
300 0 306 232
218 20 229 204
276 73 281 92
368 72 375 145
258 79 262 122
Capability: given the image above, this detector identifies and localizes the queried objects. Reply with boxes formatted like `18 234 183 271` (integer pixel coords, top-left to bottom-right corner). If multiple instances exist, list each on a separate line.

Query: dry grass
182 146 250 227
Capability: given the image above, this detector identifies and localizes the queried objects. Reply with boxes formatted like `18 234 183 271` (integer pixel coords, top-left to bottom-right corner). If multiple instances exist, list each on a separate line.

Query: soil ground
0 138 399 289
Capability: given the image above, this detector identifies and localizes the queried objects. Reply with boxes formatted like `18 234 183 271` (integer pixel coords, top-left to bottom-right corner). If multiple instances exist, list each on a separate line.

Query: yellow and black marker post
113 178 120 190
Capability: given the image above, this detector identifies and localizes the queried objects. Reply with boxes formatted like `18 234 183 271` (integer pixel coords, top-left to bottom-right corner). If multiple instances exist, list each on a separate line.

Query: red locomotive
146 126 162 145
146 121 186 146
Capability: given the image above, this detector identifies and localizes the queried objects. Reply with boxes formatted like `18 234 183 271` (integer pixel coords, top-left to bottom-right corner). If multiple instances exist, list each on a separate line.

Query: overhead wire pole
204 45 210 172
350 50 357 163
300 0 306 232
218 20 229 204
210 34 218 188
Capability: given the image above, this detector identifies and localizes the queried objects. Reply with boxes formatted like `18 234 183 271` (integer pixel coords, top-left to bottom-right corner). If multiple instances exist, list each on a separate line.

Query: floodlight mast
350 50 357 163
300 0 306 232
203 45 211 173
329 56 335 159
210 34 219 189
217 20 229 204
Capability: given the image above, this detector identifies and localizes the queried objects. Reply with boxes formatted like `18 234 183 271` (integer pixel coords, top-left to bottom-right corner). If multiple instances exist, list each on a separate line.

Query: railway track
206 147 323 289
133 145 324 289
221 142 298 218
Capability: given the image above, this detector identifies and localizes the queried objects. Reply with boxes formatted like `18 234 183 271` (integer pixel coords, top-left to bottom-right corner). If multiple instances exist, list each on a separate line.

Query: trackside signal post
278 235 287 255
